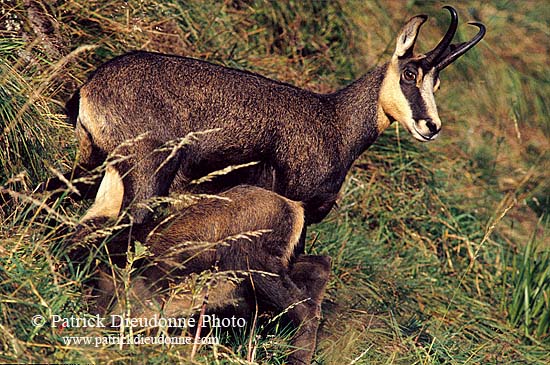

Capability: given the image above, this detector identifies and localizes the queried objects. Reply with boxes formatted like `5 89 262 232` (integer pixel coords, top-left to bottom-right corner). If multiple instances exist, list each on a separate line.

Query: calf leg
288 255 331 365
251 271 323 365
92 266 173 319
290 255 331 314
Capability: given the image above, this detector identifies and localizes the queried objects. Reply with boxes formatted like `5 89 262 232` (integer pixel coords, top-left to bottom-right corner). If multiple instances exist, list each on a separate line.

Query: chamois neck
331 64 389 161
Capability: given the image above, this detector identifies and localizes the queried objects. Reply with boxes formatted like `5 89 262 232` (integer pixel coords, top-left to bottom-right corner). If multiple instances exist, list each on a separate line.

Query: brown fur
46 10 482 233
94 185 331 365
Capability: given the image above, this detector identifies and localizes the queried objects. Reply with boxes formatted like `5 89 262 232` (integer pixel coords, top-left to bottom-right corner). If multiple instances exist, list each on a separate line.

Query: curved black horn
425 5 458 65
435 22 486 71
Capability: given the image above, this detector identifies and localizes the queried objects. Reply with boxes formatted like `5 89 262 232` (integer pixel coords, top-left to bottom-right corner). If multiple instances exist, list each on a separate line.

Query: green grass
506 224 550 341
1 0 549 364
0 38 71 185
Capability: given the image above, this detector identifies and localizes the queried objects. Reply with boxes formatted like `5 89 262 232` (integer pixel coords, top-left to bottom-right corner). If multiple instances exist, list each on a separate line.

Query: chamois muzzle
425 6 486 71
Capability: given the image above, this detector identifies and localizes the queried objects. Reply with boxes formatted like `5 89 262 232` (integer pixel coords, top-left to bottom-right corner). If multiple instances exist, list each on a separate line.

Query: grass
506 225 550 341
0 38 71 185
1 0 549 364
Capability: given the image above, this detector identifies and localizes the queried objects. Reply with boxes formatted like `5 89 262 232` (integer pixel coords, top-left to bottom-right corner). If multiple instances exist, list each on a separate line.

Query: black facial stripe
398 59 432 120
400 80 428 120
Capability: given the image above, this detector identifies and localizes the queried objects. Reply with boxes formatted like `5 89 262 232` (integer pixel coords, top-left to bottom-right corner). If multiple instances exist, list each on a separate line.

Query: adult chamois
93 185 332 365
49 6 485 252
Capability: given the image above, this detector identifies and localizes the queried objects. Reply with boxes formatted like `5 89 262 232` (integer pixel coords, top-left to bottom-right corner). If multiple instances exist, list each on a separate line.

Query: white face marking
379 63 442 142
379 62 412 138
378 15 444 142
415 68 442 139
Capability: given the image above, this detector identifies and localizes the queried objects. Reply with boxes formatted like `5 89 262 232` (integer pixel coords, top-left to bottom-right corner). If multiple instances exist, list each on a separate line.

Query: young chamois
94 185 331 365
50 6 485 251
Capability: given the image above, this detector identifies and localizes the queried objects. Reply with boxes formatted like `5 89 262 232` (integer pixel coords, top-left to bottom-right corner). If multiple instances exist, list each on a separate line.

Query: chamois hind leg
115 137 183 225
69 136 182 262
68 165 125 262
40 112 105 202
80 165 124 223
81 135 182 224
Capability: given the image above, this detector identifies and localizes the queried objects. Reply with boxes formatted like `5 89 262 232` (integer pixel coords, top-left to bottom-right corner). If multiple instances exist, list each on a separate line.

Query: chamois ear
394 15 428 58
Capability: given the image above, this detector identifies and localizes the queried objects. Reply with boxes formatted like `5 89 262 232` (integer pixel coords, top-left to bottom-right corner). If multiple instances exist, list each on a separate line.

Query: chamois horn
425 5 459 65
435 21 486 71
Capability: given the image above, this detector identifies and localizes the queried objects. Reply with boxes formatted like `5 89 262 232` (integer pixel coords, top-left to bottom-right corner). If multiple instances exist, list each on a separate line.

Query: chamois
50 6 485 251
93 185 332 365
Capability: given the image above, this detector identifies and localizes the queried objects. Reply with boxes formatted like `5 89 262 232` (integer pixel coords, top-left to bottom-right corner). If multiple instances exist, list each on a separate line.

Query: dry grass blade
189 161 260 186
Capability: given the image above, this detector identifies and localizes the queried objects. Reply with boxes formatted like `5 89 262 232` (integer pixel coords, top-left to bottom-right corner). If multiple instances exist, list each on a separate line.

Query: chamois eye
403 69 416 83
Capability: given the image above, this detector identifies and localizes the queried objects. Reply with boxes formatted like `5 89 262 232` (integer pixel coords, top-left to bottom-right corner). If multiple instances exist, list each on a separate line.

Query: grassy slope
1 1 549 364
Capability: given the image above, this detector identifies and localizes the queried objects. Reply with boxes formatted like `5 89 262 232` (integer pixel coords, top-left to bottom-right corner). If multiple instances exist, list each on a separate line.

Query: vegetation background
0 0 548 364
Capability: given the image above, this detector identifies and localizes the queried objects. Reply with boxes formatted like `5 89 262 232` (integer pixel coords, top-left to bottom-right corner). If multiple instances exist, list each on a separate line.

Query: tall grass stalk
507 218 550 341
